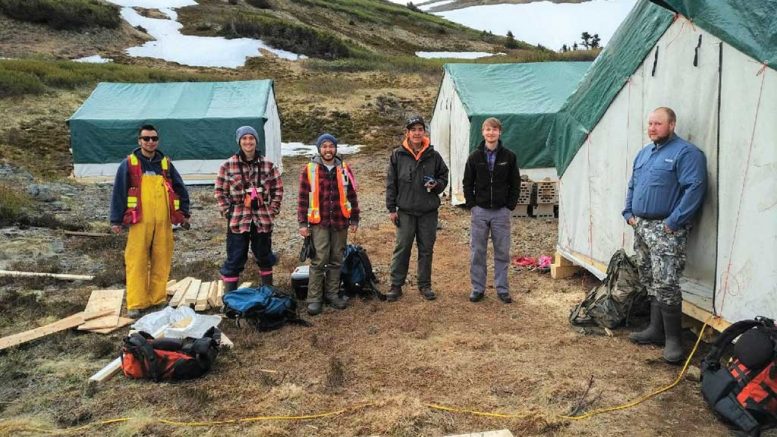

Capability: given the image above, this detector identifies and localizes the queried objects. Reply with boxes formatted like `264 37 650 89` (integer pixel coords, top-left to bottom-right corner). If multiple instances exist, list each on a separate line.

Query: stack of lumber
166 277 250 312
0 307 114 351
77 289 132 334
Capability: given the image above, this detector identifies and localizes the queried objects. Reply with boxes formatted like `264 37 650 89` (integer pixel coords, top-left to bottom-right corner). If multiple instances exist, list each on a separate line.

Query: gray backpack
569 249 647 329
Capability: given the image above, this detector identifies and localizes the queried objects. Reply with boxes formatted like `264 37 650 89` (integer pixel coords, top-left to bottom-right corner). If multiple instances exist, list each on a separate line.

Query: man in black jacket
462 117 520 304
385 115 449 302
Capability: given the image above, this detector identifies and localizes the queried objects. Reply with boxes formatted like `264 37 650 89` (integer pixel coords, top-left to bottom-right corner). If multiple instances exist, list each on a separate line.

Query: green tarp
550 0 777 176
68 80 273 164
444 61 591 168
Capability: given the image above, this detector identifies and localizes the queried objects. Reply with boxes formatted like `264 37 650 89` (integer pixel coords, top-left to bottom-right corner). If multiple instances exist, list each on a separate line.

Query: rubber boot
386 285 403 302
629 298 664 345
660 302 684 364
223 280 238 293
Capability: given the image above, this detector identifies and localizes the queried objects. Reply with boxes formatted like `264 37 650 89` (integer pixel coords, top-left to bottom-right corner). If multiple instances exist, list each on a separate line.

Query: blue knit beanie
315 133 338 153
235 126 259 145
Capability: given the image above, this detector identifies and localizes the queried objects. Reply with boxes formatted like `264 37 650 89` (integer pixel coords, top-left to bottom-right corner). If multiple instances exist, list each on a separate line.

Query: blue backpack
340 244 385 301
222 286 309 331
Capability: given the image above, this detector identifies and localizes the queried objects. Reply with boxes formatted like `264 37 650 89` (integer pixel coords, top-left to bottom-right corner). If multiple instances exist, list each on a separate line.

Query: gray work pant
632 218 688 306
389 210 438 290
470 206 511 295
307 225 348 303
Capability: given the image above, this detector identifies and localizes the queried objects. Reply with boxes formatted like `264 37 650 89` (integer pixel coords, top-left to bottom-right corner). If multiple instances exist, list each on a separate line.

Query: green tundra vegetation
0 0 120 30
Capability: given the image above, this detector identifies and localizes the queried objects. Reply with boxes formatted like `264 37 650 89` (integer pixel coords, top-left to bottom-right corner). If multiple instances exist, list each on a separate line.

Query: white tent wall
716 45 777 323
263 86 283 173
431 72 471 205
558 18 727 314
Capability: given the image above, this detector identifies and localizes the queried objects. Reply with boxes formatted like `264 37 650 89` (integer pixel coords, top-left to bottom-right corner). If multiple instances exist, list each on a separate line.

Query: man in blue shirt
623 107 707 364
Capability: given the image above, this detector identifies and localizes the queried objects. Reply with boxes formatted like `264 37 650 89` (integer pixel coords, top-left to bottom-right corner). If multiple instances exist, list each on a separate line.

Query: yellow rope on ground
15 403 374 434
427 318 712 422
12 319 715 434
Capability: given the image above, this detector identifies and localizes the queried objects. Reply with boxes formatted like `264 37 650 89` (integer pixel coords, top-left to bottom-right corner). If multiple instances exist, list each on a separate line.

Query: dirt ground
0 148 737 437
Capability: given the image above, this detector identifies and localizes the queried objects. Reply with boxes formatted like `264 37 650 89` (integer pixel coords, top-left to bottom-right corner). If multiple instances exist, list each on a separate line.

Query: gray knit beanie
235 126 259 145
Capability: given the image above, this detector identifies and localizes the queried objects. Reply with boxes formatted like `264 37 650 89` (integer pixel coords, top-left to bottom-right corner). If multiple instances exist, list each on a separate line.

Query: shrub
246 0 271 8
0 0 121 30
0 69 45 97
0 183 32 226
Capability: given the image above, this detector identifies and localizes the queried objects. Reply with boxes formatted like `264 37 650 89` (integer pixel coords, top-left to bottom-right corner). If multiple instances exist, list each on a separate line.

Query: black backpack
701 317 777 436
569 249 647 329
339 244 385 301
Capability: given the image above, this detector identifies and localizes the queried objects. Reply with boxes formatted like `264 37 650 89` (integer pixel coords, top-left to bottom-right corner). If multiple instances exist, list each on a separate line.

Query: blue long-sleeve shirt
110 148 190 225
623 134 707 231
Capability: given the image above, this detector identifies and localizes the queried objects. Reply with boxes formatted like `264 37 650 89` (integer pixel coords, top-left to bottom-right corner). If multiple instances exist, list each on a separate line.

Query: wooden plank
181 279 202 308
206 281 219 309
214 280 225 309
551 251 583 279
194 281 211 311
0 309 112 350
77 289 124 331
86 317 134 334
0 270 94 281
166 279 177 296
169 277 194 296
683 300 731 333
168 278 193 307
220 333 233 349
64 231 112 238
89 325 167 383
239 281 252 289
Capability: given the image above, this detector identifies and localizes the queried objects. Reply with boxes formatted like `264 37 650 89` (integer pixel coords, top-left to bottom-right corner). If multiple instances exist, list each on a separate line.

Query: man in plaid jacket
297 133 360 315
215 126 283 293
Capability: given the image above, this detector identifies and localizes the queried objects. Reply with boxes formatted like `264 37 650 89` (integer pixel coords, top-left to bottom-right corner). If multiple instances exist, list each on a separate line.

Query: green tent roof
68 80 274 164
550 0 777 176
444 62 591 168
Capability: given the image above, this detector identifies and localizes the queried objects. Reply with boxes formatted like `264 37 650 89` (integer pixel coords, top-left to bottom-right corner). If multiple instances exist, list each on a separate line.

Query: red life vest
306 162 352 224
122 153 186 226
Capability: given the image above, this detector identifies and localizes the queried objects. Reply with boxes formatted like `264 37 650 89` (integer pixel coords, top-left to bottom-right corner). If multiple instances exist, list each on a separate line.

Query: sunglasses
139 136 159 142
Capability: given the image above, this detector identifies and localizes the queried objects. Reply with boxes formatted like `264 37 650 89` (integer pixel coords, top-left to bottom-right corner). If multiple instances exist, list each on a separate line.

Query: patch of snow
435 0 637 49
105 0 304 68
282 142 362 158
416 51 501 59
74 55 113 63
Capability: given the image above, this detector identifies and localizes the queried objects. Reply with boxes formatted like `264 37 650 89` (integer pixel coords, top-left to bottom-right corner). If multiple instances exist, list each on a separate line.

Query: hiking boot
497 293 513 304
325 294 347 310
419 288 436 301
469 291 484 302
661 302 685 364
386 286 403 302
127 309 141 318
307 301 322 316
629 298 664 345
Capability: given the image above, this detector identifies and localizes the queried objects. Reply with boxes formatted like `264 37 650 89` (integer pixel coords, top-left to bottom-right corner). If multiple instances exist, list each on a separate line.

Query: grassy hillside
177 0 529 59
0 0 120 30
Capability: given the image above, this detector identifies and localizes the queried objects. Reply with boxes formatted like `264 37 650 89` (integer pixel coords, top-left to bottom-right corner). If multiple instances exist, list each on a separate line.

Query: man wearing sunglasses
110 124 190 319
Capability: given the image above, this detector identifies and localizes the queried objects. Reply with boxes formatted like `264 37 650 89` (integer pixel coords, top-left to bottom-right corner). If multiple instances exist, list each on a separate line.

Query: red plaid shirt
297 158 360 230
215 153 283 234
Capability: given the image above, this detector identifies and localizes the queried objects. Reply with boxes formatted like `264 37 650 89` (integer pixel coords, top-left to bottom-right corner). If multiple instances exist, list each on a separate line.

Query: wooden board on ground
168 277 194 308
168 277 194 298
87 317 134 334
239 281 252 289
195 281 211 311
206 281 219 309
181 279 202 308
0 309 113 350
63 231 112 238
166 279 176 295
77 289 124 331
0 270 94 281
221 332 233 349
214 280 225 309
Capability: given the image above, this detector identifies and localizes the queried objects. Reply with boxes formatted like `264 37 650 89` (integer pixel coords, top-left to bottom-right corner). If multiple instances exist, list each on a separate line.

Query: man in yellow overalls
110 124 190 318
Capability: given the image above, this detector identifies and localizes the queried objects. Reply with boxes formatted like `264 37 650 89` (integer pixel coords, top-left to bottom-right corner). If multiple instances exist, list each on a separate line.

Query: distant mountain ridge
417 0 587 13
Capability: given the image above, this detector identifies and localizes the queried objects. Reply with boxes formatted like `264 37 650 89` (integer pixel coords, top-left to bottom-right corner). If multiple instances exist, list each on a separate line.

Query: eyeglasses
139 136 159 142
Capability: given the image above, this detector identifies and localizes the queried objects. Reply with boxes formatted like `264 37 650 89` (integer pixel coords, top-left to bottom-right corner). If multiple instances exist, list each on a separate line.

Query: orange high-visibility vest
123 153 185 225
306 162 352 224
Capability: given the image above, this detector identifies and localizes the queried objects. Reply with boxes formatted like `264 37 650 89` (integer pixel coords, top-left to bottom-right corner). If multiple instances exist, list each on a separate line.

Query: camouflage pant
632 218 688 306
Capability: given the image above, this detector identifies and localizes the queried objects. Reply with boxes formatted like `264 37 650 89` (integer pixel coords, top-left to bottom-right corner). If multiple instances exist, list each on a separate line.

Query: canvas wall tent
430 62 591 204
68 80 282 181
548 0 777 328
